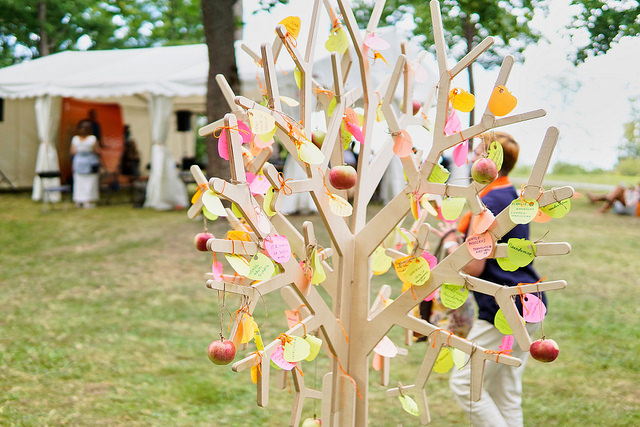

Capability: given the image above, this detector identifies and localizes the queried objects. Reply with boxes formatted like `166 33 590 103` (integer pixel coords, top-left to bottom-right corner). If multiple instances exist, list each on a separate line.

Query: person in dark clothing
441 132 543 427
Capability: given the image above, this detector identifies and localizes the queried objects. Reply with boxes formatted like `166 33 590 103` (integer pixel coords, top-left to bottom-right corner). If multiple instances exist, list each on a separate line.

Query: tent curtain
144 94 188 210
32 95 62 201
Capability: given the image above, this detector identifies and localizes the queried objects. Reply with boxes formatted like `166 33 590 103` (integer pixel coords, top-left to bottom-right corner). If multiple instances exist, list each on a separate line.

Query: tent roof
0 44 211 99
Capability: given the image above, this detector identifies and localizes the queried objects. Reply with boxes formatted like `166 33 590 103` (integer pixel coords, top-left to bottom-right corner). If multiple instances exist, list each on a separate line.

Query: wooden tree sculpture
188 1 573 425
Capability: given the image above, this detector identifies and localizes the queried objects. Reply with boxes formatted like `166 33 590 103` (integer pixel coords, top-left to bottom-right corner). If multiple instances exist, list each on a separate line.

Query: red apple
194 232 214 252
328 164 357 190
312 130 326 148
412 100 422 116
471 157 498 184
207 339 237 365
529 338 559 363
301 418 321 427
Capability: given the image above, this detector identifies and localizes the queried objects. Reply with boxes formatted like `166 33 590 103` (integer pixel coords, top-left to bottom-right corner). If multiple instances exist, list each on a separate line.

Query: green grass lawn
1 191 639 426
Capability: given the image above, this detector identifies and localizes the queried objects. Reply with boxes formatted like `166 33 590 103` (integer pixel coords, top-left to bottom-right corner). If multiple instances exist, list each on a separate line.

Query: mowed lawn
1 190 639 426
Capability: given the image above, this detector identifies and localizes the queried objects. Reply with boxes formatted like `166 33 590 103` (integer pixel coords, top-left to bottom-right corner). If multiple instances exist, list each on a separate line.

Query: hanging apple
311 130 326 148
207 339 237 365
529 338 559 363
412 100 421 116
194 232 214 252
301 417 322 427
471 158 498 184
329 164 357 190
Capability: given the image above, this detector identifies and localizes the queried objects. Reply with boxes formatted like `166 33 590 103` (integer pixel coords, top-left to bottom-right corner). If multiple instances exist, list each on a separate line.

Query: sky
240 0 640 169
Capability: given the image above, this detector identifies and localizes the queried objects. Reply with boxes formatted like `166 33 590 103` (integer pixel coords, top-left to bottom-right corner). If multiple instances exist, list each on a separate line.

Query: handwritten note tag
371 246 392 275
428 164 450 183
283 336 311 362
298 140 324 164
488 85 517 117
494 309 513 335
450 88 475 112
452 140 468 167
398 395 420 417
466 232 494 260
225 254 251 276
522 293 546 323
440 283 469 309
248 109 276 135
246 252 275 281
488 140 504 171
473 209 495 234
394 256 430 286
540 199 571 218
496 256 519 272
263 187 277 216
304 335 322 361
271 344 296 370
391 129 412 158
509 199 539 224
264 234 291 264
433 347 454 373
441 197 466 221
279 16 301 38
374 336 398 358
325 28 349 54
328 194 353 217
507 238 536 267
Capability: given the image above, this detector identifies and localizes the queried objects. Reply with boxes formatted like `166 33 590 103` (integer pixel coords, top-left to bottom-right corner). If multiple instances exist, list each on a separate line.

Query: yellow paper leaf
433 347 454 373
496 256 519 272
304 335 322 361
494 309 514 335
441 197 466 221
452 347 467 370
283 336 311 362
310 248 326 284
202 190 227 216
440 283 469 309
248 109 276 134
263 187 277 217
294 67 301 90
394 256 430 286
507 238 536 267
278 16 301 38
508 199 539 224
225 253 250 276
488 140 504 171
298 140 324 164
328 194 353 217
450 88 475 112
280 95 300 107
241 315 257 344
258 126 276 143
371 246 392 275
398 395 420 417
540 199 571 218
428 163 450 183
202 206 218 221
325 28 349 54
246 252 276 281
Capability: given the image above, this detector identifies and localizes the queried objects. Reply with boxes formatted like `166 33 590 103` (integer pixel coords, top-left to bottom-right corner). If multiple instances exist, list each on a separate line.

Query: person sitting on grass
587 183 640 215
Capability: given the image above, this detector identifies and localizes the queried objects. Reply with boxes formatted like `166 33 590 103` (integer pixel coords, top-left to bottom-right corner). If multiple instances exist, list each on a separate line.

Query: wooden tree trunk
201 0 239 182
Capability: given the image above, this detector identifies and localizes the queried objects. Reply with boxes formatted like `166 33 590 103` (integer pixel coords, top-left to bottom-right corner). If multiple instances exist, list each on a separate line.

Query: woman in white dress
70 120 101 207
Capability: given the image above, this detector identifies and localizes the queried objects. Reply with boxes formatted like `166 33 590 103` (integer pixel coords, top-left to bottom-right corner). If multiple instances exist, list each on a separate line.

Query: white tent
0 28 437 207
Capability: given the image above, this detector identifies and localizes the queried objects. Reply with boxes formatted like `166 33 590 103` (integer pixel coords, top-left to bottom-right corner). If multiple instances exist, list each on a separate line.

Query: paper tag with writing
393 130 413 158
473 209 495 234
248 109 276 135
488 140 504 171
507 238 536 267
428 164 450 183
264 234 291 264
225 254 251 276
394 256 430 286
540 199 571 218
371 246 392 275
452 347 467 370
452 140 469 167
440 283 469 309
263 187 277 216
522 293 546 323
298 140 324 164
496 256 519 272
325 27 349 54
304 335 322 361
398 395 420 417
466 232 494 260
246 252 275 281
271 344 296 370
433 347 454 373
441 197 466 221
494 309 513 335
328 194 353 217
509 199 539 224
283 335 311 362
374 336 398 358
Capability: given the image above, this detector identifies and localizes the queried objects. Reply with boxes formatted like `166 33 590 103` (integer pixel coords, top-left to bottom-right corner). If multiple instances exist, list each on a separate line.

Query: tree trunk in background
202 0 240 181
38 1 49 56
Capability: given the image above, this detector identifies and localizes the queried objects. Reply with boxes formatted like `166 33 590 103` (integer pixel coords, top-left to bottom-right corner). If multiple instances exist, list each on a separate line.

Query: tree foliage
0 0 204 66
570 0 640 63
